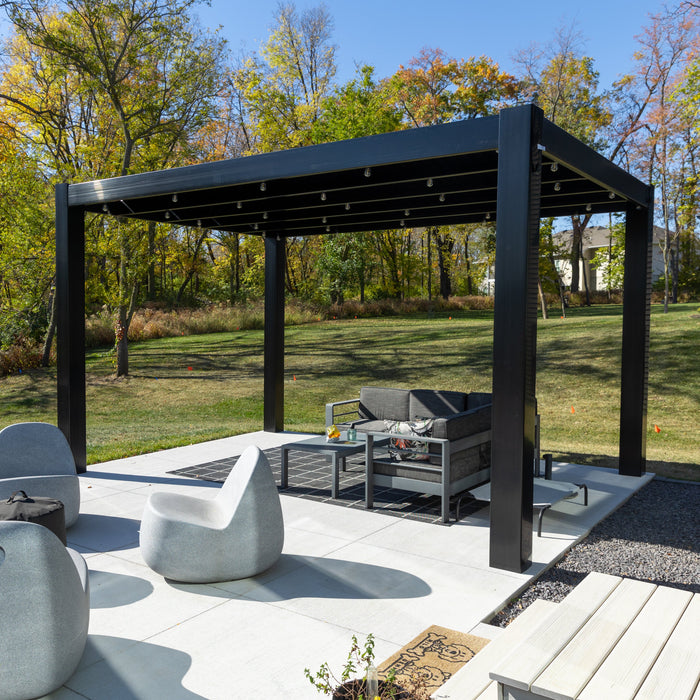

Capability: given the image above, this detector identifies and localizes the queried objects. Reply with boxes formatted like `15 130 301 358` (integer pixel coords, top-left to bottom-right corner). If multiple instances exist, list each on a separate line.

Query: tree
390 47 519 299
591 216 626 294
308 65 401 303
311 64 401 143
233 2 336 153
515 25 612 299
611 6 699 310
4 0 226 373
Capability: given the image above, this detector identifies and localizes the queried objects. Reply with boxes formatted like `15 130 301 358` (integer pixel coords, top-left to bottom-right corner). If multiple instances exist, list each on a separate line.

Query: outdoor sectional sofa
326 387 493 522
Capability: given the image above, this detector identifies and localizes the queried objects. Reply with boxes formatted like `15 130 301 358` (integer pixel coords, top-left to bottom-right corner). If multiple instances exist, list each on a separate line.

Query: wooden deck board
578 585 693 699
531 578 656 700
634 593 700 700
488 572 621 692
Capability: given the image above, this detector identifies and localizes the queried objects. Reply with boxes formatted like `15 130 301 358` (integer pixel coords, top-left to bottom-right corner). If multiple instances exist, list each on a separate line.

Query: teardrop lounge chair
0 422 80 527
140 445 284 583
0 520 90 700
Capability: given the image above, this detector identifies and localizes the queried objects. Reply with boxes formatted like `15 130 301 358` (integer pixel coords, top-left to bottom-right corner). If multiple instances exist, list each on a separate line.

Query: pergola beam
67 117 501 208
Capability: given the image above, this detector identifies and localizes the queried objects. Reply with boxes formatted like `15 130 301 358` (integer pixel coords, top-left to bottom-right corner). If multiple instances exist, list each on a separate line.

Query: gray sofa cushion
467 392 492 410
409 390 467 419
431 404 491 440
359 387 410 422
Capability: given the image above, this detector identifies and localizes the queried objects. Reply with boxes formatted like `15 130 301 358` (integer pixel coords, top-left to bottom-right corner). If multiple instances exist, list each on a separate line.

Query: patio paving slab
33 430 653 699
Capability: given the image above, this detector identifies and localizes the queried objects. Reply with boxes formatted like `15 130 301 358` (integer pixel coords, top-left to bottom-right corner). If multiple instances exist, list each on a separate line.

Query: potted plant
305 633 429 700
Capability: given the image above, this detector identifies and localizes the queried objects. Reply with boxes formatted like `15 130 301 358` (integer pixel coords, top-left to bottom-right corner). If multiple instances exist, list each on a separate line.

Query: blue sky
194 0 666 90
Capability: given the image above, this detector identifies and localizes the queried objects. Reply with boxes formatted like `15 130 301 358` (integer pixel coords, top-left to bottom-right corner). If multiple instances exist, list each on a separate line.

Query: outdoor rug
378 625 490 693
168 446 487 526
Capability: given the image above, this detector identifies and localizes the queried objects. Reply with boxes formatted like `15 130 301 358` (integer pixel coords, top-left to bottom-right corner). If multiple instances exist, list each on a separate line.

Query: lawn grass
0 303 697 480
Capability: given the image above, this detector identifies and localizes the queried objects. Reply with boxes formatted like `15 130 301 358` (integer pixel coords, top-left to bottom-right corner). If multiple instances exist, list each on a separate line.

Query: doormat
378 625 489 694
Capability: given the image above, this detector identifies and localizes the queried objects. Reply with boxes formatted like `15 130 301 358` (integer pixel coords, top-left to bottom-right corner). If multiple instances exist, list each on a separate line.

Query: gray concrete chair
140 445 284 583
0 521 89 700
0 422 80 527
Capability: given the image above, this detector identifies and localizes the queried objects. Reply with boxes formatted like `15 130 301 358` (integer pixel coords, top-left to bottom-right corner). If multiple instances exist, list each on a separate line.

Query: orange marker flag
293 375 297 381
570 406 575 414
654 424 661 433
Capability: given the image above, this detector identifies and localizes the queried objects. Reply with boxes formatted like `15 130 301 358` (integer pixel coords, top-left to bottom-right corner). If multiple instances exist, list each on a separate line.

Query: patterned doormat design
168 446 486 526
378 625 490 693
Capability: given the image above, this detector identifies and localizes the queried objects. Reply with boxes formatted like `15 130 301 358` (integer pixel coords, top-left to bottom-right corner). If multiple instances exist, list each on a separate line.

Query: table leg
331 454 340 498
281 447 289 489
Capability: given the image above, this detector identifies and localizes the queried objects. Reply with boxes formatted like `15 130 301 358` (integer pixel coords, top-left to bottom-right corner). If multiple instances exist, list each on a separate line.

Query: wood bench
488 571 699 700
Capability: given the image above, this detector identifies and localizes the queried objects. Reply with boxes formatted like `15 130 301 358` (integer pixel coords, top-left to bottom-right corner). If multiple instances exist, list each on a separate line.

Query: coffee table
280 433 387 498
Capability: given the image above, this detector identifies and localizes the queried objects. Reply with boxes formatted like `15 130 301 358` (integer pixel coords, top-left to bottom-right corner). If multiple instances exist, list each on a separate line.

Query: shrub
0 337 44 376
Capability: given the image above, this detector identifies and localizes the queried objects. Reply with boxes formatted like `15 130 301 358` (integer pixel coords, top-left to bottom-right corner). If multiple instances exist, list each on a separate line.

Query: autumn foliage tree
390 47 519 299
2 0 225 373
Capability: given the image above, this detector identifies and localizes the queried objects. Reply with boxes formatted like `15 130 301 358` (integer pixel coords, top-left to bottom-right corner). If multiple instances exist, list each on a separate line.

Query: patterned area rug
168 446 486 526
378 625 490 693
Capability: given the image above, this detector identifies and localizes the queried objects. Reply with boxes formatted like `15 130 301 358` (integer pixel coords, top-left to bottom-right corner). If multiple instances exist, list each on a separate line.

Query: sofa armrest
325 399 360 428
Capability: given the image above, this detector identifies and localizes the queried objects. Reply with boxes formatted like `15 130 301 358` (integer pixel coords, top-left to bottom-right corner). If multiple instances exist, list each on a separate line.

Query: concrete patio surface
42 431 653 699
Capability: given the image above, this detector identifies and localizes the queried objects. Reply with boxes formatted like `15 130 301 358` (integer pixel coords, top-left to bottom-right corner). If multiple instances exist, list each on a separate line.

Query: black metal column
619 200 653 476
55 184 87 472
489 105 543 572
264 234 285 432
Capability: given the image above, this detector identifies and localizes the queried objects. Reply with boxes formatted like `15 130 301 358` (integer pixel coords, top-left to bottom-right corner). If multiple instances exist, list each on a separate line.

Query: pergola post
55 184 87 473
619 200 654 476
489 105 543 572
264 234 285 432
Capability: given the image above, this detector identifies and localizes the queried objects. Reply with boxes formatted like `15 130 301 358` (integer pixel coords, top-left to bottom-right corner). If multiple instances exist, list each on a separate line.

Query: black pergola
55 104 653 572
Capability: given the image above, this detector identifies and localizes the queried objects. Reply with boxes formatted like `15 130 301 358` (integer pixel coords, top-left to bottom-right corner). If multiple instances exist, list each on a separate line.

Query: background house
553 225 667 292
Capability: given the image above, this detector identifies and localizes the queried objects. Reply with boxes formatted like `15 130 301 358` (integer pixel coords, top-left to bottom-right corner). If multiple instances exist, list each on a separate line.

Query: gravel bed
491 478 700 627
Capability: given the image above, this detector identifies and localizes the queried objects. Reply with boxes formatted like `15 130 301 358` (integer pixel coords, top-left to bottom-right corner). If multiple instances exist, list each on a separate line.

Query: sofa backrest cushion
409 390 467 419
359 387 410 422
467 392 492 410
431 404 491 440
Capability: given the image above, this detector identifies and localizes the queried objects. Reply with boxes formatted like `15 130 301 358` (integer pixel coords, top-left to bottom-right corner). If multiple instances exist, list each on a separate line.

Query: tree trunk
116 229 129 377
569 217 582 293
581 243 591 306
671 233 679 303
426 229 432 301
174 228 208 305
147 221 156 300
432 228 453 300
464 232 473 295
41 286 56 367
538 277 548 319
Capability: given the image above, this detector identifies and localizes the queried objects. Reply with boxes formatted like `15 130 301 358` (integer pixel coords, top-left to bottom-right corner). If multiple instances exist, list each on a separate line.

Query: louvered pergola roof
67 113 648 236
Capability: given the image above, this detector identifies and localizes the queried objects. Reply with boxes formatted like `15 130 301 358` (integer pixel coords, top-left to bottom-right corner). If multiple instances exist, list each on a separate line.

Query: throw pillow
384 418 434 461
